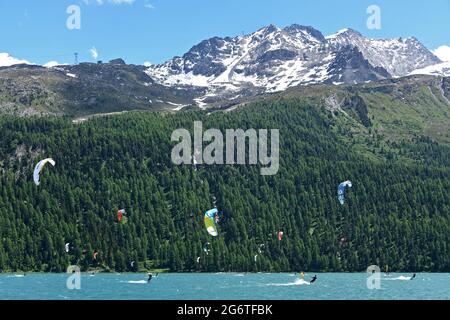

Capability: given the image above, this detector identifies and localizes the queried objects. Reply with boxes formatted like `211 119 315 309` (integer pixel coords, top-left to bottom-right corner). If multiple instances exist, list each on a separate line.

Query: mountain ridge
0 24 449 115
145 23 443 103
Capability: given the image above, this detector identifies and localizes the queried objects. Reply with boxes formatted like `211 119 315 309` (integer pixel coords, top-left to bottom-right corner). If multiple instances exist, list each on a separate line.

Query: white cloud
43 61 69 68
433 45 450 62
143 61 152 67
43 61 60 68
144 2 155 9
83 0 135 5
110 0 135 4
0 53 31 67
90 47 99 60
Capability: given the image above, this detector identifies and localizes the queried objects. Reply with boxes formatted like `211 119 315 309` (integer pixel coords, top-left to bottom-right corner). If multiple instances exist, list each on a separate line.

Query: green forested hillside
0 97 448 272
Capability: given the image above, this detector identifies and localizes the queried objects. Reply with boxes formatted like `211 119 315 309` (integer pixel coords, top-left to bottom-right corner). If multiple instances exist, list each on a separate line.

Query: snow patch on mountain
326 28 440 77
410 61 450 77
145 24 441 105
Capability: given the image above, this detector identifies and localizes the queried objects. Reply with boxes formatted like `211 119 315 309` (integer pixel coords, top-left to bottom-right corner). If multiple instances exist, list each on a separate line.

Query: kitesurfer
310 275 317 284
410 273 416 280
148 273 159 283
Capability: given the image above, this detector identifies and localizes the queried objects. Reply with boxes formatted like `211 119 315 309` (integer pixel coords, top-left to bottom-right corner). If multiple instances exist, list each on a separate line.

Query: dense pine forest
0 97 448 273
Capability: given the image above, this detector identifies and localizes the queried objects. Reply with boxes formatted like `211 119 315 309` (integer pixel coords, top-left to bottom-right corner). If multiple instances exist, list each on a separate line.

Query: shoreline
0 271 444 275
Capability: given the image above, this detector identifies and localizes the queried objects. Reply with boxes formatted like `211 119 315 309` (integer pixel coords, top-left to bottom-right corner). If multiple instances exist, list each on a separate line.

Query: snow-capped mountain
145 24 442 103
326 28 439 77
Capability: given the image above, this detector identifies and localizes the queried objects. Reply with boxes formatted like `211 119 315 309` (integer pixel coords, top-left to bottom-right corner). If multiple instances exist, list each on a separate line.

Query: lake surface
0 273 448 300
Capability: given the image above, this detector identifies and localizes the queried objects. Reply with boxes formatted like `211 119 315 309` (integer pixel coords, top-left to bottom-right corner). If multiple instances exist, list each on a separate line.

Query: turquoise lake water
0 273 448 300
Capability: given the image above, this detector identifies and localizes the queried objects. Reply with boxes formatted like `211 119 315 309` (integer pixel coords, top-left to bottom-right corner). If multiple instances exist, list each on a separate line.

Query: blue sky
0 0 449 65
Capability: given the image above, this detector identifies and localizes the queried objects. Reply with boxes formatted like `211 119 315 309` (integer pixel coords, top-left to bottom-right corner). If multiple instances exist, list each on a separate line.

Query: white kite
33 158 55 186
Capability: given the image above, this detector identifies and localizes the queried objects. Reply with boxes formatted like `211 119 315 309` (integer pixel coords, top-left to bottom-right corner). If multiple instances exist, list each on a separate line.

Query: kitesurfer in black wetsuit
410 273 416 280
148 273 159 283
310 275 317 284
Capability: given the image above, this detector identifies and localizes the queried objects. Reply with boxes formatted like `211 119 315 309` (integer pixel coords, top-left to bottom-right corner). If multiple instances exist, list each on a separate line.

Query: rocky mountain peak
145 24 445 105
